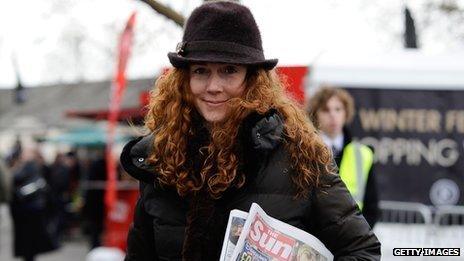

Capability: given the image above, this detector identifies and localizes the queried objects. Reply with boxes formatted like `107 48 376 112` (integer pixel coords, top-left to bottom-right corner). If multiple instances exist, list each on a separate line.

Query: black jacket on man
120 110 381 260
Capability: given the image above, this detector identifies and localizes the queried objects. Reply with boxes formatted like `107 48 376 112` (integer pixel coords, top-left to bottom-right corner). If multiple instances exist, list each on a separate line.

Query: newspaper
220 210 249 261
223 203 333 261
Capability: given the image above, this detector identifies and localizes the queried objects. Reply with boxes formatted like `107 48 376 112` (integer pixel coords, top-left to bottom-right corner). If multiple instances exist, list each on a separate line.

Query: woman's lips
203 99 227 106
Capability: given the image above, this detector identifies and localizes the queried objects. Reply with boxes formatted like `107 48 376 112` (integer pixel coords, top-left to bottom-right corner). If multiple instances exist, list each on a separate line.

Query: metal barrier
379 200 432 224
379 200 464 225
434 205 464 226
375 201 464 260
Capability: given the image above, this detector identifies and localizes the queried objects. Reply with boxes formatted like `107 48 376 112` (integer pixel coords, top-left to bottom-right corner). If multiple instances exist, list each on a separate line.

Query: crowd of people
0 142 113 261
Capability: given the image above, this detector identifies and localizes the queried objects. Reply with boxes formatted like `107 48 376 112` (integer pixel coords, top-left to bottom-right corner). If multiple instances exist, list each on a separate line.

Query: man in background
308 86 379 228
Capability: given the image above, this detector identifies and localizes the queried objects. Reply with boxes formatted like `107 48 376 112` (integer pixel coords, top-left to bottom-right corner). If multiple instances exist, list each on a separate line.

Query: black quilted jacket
120 110 381 261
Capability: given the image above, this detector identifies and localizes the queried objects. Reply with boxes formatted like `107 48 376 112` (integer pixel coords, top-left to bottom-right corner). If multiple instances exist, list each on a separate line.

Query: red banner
276 66 308 105
104 11 137 249
103 189 139 250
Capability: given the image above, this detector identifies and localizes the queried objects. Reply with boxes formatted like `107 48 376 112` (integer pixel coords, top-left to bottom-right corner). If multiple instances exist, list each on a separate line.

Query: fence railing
375 200 464 254
434 205 464 226
379 200 464 225
379 200 432 224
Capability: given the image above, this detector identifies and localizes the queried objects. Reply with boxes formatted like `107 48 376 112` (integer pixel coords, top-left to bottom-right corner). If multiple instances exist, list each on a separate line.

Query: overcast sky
0 0 463 88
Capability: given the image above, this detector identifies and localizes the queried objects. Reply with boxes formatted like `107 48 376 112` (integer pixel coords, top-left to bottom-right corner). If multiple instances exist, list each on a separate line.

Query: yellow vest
339 142 374 210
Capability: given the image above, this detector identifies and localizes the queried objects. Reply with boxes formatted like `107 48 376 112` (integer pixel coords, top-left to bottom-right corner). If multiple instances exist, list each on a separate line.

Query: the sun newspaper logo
222 203 333 261
248 215 295 260
393 248 460 257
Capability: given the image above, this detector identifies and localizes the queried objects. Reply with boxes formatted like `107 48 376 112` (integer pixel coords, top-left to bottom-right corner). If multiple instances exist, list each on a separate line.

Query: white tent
308 50 464 96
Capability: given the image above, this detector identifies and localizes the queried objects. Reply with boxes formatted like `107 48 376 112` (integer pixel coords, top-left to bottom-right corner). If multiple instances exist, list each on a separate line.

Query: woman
121 1 380 260
307 86 379 228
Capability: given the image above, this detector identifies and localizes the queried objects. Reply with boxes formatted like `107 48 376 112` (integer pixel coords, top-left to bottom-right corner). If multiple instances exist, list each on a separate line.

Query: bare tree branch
140 0 185 27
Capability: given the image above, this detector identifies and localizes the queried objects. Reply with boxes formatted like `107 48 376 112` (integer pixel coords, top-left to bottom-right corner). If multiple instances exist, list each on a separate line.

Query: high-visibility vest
339 142 374 210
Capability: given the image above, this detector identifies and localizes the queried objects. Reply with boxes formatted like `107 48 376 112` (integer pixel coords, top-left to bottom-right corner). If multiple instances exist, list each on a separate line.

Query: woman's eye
192 67 207 74
223 66 238 74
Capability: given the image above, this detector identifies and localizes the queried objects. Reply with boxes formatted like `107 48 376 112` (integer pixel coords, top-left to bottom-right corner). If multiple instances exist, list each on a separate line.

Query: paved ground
0 204 90 261
375 223 464 260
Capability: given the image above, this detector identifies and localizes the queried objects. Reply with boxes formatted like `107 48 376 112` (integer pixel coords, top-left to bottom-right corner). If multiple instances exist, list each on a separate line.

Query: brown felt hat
168 1 278 70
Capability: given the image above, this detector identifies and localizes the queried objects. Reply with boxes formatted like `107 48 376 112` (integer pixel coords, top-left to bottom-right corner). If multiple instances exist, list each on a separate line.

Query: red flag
105 11 137 221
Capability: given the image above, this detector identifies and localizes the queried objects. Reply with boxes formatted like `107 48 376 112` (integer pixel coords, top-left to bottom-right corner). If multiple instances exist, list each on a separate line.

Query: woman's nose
205 73 223 92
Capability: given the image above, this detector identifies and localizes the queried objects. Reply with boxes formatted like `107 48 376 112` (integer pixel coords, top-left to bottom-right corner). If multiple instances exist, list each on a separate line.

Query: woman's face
189 63 247 123
316 95 347 137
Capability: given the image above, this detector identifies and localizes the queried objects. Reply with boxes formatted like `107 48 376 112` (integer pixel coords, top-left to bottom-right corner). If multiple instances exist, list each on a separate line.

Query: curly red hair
145 68 333 199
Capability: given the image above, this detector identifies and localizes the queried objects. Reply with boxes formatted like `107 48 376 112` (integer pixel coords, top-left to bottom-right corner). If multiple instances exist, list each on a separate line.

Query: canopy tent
308 50 464 93
0 78 153 132
48 126 129 147
66 107 147 125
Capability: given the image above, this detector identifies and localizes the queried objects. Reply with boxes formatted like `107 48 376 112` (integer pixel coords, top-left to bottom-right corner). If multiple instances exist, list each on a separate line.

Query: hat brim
168 52 278 70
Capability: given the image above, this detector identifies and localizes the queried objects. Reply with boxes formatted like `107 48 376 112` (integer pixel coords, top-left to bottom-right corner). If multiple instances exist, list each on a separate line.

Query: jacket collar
120 109 284 182
239 108 284 151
